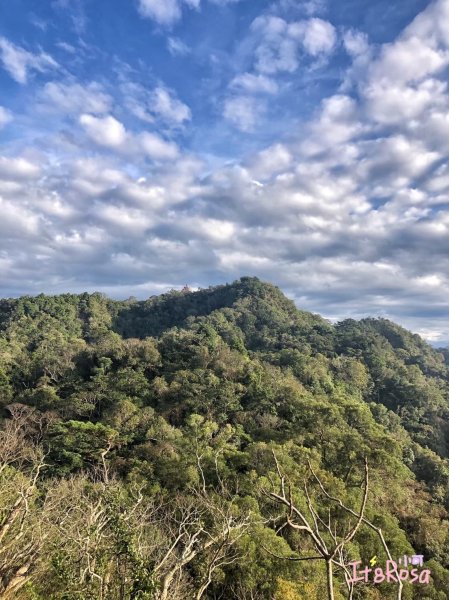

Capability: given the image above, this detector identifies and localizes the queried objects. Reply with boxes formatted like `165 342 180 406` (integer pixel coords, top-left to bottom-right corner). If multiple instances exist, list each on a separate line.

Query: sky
0 0 448 344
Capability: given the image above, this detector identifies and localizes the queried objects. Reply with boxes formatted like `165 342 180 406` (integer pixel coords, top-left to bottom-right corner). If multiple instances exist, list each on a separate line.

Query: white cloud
0 196 41 239
370 36 447 86
251 14 287 37
79 114 127 148
248 143 292 180
230 73 279 94
53 0 87 34
139 132 179 160
151 86 191 124
252 16 299 74
40 81 112 115
56 41 77 54
406 0 449 47
290 18 337 56
255 37 298 74
354 0 449 141
78 112 179 161
0 107 12 128
0 156 41 180
209 0 242 4
137 0 183 25
0 37 57 84
167 37 191 56
223 96 263 131
249 15 337 75
343 29 369 57
301 94 363 155
365 78 447 125
122 83 191 126
92 204 153 234
356 136 440 187
137 0 237 25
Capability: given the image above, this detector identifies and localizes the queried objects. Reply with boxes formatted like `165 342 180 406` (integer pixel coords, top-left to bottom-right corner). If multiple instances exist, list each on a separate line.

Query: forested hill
1 277 449 599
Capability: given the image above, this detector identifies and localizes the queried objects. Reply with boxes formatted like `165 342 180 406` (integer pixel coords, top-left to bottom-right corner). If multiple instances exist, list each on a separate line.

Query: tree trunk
159 569 176 600
196 576 212 599
2 561 33 599
325 559 335 600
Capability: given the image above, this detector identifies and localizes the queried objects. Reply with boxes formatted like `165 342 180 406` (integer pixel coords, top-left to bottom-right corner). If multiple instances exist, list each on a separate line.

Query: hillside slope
1 277 449 599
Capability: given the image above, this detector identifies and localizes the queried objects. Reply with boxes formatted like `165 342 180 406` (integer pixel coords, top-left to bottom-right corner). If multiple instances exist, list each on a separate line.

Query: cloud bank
0 0 448 344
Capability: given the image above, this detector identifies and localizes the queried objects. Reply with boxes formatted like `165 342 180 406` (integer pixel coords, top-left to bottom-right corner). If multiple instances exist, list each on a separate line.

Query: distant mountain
431 340 449 349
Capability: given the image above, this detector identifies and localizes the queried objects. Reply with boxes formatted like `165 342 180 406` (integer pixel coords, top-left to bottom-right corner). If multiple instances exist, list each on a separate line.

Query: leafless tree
0 406 251 599
263 452 403 600
0 405 55 597
151 491 250 600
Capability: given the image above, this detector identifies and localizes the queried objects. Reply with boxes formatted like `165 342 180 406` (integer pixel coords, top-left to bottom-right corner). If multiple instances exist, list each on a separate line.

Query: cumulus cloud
150 86 191 123
0 156 41 180
137 0 184 26
79 114 127 148
223 96 263 131
137 0 238 25
40 81 112 115
0 37 57 84
247 143 292 180
251 16 299 74
343 29 369 57
78 113 180 160
289 18 337 56
249 15 337 75
122 83 191 126
345 1 449 137
1 0 449 343
139 132 179 160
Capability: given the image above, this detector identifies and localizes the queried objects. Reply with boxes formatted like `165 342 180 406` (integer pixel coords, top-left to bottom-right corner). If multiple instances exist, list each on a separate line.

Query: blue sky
0 0 448 343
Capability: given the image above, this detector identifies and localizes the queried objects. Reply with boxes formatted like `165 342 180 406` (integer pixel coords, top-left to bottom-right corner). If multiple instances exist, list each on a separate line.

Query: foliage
1 278 449 598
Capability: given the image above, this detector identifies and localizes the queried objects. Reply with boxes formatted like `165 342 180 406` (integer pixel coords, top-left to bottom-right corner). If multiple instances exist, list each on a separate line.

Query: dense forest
1 276 449 599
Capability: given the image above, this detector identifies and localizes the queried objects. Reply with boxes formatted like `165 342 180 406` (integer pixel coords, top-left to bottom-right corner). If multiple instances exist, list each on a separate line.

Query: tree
0 405 54 597
151 492 250 600
263 453 403 600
